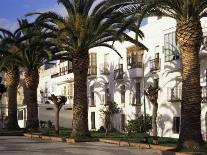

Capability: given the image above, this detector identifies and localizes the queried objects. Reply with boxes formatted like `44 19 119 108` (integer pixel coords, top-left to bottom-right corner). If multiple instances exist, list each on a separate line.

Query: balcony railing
202 86 207 103
150 58 160 72
88 66 97 76
167 87 182 102
100 63 110 75
128 61 142 69
114 64 123 80
127 55 143 69
51 68 73 78
60 69 73 76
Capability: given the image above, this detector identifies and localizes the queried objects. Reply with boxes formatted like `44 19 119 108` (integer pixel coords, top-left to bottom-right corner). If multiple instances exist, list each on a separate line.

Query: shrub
47 120 53 128
98 126 105 132
126 114 152 133
39 120 46 128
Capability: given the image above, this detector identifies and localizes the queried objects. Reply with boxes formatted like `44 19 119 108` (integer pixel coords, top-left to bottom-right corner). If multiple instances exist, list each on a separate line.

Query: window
150 53 160 71
105 83 110 105
201 30 207 50
91 112 96 129
121 114 126 131
104 53 109 67
114 64 123 80
153 78 159 88
121 85 125 103
44 82 49 102
90 86 95 106
63 86 67 96
18 110 23 120
127 46 143 69
89 53 97 75
167 78 182 102
67 82 74 100
68 61 73 73
164 32 179 62
173 117 180 133
135 83 141 105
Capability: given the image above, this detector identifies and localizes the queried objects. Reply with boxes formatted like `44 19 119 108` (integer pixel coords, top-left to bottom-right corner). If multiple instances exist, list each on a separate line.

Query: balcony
167 87 182 102
202 86 207 103
114 64 124 80
100 63 110 75
150 58 160 72
88 66 97 78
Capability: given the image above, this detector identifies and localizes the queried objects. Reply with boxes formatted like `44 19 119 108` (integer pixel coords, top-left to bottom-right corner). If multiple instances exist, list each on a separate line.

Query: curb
24 133 65 142
24 133 198 155
99 138 192 155
66 138 99 143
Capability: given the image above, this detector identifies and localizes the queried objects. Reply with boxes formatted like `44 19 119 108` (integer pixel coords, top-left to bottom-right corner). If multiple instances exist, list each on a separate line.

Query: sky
0 0 147 31
0 0 65 31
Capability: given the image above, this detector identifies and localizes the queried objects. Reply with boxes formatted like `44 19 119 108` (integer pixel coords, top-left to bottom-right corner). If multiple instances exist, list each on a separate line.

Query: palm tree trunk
6 68 20 130
152 102 158 144
24 69 39 130
176 19 204 150
70 52 90 139
55 106 59 135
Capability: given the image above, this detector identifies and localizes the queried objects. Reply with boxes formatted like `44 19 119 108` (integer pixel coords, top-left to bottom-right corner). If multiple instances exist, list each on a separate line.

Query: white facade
32 17 207 140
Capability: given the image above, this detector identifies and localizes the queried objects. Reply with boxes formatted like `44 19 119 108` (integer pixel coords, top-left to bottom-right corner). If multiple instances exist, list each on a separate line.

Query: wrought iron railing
51 68 73 78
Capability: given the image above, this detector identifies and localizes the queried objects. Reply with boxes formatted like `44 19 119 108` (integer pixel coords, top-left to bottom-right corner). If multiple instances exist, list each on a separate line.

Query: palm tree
0 29 23 130
121 0 207 150
28 0 147 139
17 19 55 130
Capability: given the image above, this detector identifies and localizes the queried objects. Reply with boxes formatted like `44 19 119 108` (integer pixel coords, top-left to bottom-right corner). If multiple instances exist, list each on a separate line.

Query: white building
17 17 207 140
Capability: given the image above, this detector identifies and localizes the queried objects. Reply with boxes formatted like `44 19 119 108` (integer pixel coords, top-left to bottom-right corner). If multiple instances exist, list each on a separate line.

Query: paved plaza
0 136 160 155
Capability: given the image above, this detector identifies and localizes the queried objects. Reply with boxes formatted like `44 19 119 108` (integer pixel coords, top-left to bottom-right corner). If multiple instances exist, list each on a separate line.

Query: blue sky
0 0 64 31
0 0 58 20
0 0 147 31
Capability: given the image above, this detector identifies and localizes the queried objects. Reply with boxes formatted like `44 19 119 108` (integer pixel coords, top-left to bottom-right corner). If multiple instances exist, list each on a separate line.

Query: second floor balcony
150 58 160 72
51 66 73 79
114 64 123 80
